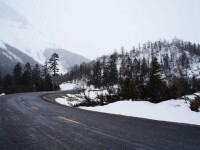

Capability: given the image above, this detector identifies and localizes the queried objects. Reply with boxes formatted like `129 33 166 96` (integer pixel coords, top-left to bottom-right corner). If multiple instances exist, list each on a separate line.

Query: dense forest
0 53 60 94
66 38 200 103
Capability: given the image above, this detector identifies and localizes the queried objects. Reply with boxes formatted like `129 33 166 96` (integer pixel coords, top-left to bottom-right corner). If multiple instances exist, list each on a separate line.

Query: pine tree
125 53 132 79
45 74 53 91
43 61 49 78
22 62 32 86
140 58 148 77
3 74 13 94
49 53 59 77
48 53 59 90
32 64 41 91
92 60 102 88
109 54 118 86
133 58 139 75
42 61 55 91
13 62 22 85
102 62 110 87
119 53 133 99
147 58 162 103
119 77 132 99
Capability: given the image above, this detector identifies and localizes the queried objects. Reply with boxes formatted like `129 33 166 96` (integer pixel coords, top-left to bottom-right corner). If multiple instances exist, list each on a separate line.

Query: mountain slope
88 38 200 78
128 38 200 78
0 1 89 74
0 44 40 75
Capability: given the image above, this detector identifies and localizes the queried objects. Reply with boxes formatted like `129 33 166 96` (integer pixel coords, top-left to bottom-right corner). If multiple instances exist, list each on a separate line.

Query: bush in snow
190 96 200 112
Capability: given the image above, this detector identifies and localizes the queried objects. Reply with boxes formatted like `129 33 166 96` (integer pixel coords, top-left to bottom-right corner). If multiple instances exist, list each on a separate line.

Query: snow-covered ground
56 84 200 125
57 83 112 106
0 93 5 96
59 82 77 91
183 92 200 100
80 99 200 125
55 93 84 107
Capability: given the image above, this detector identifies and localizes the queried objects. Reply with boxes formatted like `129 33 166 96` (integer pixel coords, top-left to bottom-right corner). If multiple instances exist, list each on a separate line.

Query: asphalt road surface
0 91 200 150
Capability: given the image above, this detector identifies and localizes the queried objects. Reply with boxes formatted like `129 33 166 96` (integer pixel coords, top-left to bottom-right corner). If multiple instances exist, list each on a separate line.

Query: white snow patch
6 50 24 63
59 82 76 91
0 93 5 96
55 94 84 107
183 92 200 101
2 51 13 61
80 99 200 125
55 98 69 106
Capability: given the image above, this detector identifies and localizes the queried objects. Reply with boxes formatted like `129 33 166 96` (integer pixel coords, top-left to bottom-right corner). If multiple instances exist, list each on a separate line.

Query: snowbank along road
0 91 200 150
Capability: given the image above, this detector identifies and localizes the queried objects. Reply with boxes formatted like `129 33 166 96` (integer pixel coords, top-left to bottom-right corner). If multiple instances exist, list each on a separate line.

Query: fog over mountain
3 0 200 59
0 1 90 74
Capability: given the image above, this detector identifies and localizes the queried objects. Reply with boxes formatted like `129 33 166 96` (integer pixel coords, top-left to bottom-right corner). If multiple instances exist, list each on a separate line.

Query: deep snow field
57 82 200 125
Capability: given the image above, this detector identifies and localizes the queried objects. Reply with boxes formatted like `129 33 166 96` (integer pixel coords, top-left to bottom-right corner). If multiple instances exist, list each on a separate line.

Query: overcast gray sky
3 0 200 59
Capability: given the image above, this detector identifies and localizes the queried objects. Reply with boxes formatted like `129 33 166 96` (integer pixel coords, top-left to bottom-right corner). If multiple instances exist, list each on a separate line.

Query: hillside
0 44 41 75
65 38 200 104
128 38 200 78
68 38 200 80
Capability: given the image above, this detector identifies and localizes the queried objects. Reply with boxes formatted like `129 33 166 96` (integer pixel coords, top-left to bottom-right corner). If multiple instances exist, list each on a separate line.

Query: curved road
0 91 200 150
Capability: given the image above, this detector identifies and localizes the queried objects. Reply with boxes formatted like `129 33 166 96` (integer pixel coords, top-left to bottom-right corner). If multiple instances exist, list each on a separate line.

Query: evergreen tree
140 58 148 77
3 74 13 94
44 73 53 91
42 61 55 91
48 53 60 90
102 53 118 87
102 62 110 87
119 77 132 99
133 58 140 76
92 60 102 88
43 61 49 78
22 62 32 86
13 62 22 85
125 53 132 79
118 53 133 99
169 76 189 99
108 54 118 86
147 58 163 103
135 59 141 75
32 64 41 91
49 52 59 77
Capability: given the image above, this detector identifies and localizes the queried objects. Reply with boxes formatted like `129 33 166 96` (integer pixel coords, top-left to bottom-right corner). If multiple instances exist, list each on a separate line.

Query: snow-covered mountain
91 38 200 79
0 1 89 74
128 38 200 78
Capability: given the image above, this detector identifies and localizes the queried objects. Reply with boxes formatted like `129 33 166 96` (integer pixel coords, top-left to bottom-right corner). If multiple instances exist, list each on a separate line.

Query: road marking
58 116 80 124
32 106 39 110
